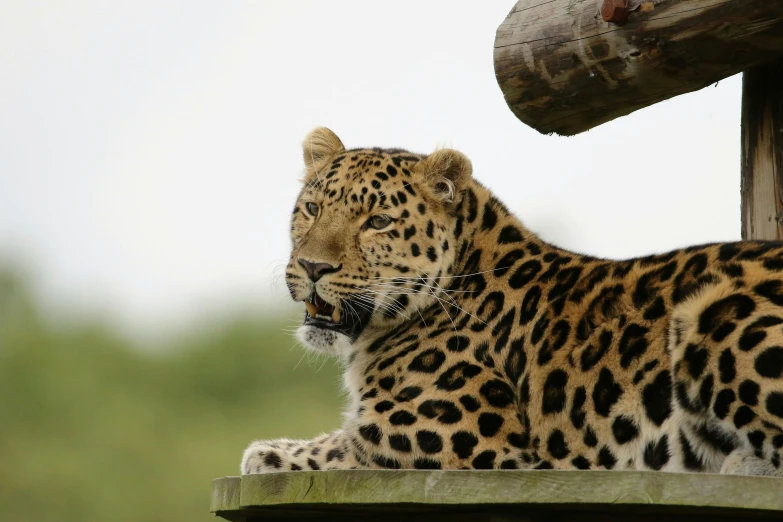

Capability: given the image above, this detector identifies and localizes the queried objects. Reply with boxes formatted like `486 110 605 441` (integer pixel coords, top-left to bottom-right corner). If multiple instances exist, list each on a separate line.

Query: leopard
241 127 783 477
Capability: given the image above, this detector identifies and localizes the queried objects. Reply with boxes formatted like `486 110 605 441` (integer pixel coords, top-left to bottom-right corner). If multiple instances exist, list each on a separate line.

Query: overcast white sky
1 1 742 338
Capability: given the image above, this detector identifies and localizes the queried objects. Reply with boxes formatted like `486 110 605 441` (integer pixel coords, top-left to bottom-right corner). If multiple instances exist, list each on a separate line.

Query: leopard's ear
302 127 345 178
413 148 472 204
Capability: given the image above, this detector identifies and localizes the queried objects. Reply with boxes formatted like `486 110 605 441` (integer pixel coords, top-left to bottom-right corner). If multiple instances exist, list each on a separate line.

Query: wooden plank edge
211 476 241 513
216 470 783 513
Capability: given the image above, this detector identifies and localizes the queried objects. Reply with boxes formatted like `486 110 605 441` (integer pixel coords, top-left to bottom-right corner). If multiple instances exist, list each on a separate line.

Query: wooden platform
211 470 783 521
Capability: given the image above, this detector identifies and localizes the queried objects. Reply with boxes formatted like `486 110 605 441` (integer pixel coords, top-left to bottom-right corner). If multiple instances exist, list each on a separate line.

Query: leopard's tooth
305 301 318 317
332 308 341 323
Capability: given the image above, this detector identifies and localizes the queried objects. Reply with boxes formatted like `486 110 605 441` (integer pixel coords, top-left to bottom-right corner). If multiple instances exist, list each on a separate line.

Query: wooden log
741 59 783 240
494 0 783 136
212 470 783 522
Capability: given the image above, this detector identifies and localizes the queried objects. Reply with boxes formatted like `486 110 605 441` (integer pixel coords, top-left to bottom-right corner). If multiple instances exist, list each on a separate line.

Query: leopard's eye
305 202 319 217
367 214 393 230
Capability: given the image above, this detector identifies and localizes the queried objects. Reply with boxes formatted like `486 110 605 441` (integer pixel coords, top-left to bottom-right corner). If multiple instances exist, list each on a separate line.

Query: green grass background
0 267 344 521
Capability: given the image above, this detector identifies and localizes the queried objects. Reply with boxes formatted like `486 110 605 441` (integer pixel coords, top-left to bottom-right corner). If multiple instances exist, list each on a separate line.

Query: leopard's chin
295 324 351 356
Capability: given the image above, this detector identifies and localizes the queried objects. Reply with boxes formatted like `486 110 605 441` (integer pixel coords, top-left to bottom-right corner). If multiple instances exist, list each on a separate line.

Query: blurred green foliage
0 267 343 522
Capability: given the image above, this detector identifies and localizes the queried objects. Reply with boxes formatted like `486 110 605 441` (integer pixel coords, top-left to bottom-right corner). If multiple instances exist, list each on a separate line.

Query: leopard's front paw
720 449 783 477
240 432 356 474
240 440 293 475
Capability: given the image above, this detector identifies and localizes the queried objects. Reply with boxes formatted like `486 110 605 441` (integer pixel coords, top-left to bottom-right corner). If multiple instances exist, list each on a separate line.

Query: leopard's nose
297 258 340 282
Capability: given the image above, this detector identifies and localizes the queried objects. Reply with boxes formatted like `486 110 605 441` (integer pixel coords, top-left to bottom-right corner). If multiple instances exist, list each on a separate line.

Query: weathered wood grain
211 476 241 513
741 59 783 240
211 470 783 521
494 0 783 136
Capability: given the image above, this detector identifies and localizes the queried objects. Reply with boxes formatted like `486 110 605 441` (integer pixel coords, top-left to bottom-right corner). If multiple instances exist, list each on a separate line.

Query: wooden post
741 59 783 240
494 0 783 136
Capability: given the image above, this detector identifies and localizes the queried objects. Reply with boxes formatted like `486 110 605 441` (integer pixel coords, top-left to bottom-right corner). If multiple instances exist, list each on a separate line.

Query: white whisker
368 265 512 281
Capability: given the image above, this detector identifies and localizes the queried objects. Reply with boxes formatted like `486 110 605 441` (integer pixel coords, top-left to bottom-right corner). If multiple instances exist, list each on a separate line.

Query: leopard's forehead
302 148 426 213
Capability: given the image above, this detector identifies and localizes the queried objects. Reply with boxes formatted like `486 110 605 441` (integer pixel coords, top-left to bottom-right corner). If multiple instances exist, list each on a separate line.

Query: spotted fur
241 128 783 477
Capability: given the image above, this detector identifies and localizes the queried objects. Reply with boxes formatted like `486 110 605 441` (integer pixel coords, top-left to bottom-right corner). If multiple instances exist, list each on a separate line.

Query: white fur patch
296 324 351 357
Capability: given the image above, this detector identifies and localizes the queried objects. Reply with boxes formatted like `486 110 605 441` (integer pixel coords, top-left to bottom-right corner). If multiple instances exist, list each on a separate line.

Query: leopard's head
285 127 472 355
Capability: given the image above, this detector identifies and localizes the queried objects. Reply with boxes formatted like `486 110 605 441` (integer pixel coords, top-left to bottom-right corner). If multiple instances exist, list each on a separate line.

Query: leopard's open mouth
302 291 372 341
304 292 341 324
